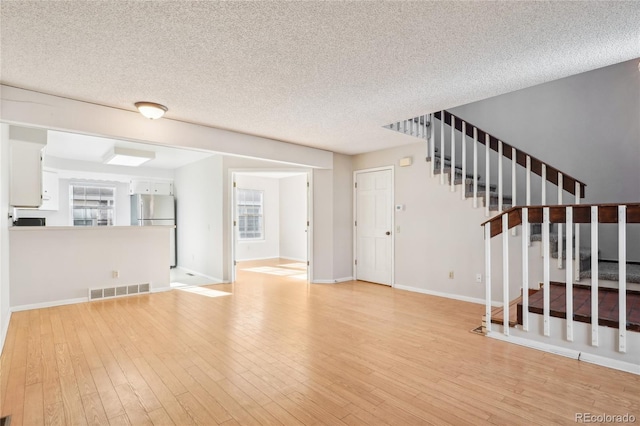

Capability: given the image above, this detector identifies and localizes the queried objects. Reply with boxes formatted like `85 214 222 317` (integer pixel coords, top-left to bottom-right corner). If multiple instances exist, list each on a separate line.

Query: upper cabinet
129 180 173 196
9 126 47 208
40 170 59 211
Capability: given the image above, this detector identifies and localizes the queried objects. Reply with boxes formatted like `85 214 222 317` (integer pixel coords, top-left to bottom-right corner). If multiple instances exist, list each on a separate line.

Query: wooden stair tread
488 295 521 327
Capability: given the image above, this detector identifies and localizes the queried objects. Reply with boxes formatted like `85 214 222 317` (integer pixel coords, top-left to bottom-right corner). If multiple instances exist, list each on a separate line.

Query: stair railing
482 202 640 354
386 110 588 278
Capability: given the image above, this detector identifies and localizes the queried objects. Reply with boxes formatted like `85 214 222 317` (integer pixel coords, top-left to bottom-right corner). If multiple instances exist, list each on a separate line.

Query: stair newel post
450 116 456 192
502 213 510 336
485 222 492 333
440 112 445 184
543 207 551 336
498 141 503 212
430 114 435 177
565 206 574 342
557 173 563 270
541 164 547 205
473 127 478 208
591 205 599 347
485 133 490 217
461 121 467 200
618 205 627 353
522 207 529 332
574 181 581 282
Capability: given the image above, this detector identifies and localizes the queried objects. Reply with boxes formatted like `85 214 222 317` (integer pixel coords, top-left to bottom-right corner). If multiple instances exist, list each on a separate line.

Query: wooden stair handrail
432 110 587 198
481 202 640 238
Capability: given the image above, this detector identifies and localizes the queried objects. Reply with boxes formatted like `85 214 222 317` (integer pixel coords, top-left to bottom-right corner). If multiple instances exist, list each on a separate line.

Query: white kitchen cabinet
129 180 173 195
39 170 59 211
9 140 44 207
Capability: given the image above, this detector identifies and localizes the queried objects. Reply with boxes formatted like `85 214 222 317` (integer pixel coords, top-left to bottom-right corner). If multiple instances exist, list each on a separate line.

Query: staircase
386 110 639 374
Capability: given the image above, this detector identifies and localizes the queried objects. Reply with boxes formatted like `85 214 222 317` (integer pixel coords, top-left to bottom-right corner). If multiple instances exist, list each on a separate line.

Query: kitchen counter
9 225 175 231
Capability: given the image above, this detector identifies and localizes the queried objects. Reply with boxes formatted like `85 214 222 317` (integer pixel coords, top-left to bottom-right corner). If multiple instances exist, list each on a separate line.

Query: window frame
236 188 265 241
69 183 117 227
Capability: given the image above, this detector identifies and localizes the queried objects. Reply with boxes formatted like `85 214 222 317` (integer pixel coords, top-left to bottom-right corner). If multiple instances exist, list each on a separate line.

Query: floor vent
89 283 150 301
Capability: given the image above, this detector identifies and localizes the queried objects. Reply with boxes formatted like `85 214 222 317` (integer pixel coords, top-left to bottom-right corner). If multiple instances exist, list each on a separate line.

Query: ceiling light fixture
135 101 168 119
104 146 155 167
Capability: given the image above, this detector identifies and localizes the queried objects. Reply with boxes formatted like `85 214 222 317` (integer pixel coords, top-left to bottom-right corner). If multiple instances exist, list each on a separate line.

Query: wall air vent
88 283 150 301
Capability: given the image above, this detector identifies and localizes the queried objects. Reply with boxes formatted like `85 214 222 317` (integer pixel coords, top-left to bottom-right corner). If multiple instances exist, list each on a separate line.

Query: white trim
312 277 353 284
278 257 307 263
394 284 503 307
353 166 395 286
174 266 223 283
11 297 88 312
0 311 12 356
151 286 173 293
487 332 640 376
234 256 281 262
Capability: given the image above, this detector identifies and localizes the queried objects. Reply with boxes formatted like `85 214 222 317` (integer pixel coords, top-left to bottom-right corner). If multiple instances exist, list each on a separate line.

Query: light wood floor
2 258 639 425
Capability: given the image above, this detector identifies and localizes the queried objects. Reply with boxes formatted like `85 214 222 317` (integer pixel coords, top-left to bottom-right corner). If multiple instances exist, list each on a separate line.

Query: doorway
353 167 394 286
230 170 311 283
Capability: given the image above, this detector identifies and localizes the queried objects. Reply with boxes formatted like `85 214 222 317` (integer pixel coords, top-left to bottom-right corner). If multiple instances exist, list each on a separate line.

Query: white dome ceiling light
135 102 168 120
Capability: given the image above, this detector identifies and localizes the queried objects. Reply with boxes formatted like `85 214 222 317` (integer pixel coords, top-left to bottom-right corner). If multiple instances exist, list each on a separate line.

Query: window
71 184 116 226
237 188 264 240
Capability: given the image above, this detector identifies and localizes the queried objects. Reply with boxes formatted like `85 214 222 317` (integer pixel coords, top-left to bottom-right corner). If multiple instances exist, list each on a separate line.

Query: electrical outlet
476 273 482 283
112 270 119 279
448 271 454 279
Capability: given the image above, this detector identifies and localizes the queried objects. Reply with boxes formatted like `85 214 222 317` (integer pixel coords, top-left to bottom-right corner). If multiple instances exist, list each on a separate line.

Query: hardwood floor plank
114 383 153 426
147 407 175 426
44 402 66 426
90 366 126 420
23 381 45 425
175 392 218 425
82 392 109 426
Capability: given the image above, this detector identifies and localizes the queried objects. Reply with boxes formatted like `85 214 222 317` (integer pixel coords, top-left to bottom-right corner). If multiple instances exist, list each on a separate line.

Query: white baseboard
487 332 640 376
174 266 223 283
393 284 503 307
0 310 12 356
312 277 353 284
151 286 173 293
11 297 88 313
278 257 307 263
235 256 280 262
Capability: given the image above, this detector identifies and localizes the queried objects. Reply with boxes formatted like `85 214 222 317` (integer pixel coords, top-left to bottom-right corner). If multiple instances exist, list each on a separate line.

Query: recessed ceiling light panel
135 102 168 119
104 146 155 166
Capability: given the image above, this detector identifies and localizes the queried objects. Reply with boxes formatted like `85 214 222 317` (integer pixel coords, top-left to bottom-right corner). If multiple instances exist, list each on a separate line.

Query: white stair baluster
521 207 529 331
526 155 531 206
473 128 478 208
430 114 435 177
591 205 599 347
440 112 445 184
618 205 627 353
511 148 517 235
558 173 563 269
543 207 551 336
502 213 509 336
565 206 574 342
485 134 490 217
541 163 547 205
498 141 503 212
461 121 467 200
451 116 456 192
485 223 492 333
574 181 581 282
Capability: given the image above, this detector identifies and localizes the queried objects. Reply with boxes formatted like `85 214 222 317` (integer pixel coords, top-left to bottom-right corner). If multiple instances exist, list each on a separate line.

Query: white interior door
355 169 393 285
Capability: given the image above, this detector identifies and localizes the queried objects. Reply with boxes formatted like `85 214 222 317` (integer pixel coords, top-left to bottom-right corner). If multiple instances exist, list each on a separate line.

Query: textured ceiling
1 1 639 155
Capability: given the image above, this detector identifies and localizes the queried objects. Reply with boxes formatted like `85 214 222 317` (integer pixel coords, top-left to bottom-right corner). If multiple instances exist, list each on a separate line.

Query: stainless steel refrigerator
131 194 176 267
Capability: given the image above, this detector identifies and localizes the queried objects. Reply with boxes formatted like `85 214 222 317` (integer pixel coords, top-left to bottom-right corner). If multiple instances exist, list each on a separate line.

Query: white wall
235 174 280 261
9 227 170 308
450 58 640 261
332 154 353 280
0 125 11 354
354 142 489 301
174 155 224 281
279 174 307 261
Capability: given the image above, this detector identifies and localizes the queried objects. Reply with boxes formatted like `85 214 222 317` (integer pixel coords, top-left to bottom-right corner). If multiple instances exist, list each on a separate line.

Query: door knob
386 231 391 235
